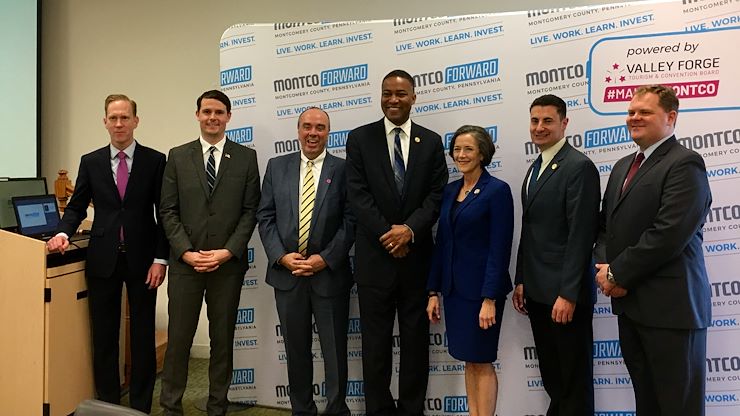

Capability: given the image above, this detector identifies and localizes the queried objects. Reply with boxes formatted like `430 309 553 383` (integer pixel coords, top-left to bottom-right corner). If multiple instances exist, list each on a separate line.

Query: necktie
206 146 217 194
527 155 542 197
116 151 128 241
393 128 405 195
621 152 645 193
298 160 316 257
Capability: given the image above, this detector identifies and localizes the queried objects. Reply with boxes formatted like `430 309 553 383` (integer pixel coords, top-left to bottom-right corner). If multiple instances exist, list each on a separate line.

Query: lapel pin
326 178 332 184
473 189 480 194
225 153 231 159
414 137 421 143
551 163 558 170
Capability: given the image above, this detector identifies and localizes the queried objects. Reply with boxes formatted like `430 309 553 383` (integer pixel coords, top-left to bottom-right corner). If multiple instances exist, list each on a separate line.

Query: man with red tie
595 85 712 415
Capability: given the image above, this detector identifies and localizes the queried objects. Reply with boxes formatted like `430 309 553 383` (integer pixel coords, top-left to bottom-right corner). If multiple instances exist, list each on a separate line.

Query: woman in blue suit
427 125 514 416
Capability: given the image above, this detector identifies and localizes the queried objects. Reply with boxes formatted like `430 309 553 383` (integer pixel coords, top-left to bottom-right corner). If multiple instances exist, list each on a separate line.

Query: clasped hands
594 263 628 298
182 249 233 273
280 253 327 277
379 224 412 258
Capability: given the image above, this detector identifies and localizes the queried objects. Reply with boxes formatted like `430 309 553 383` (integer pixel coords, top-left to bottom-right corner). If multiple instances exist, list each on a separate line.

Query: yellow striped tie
298 160 315 256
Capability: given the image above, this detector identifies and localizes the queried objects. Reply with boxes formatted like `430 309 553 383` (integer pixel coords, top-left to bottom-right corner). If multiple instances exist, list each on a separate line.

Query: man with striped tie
257 107 355 416
159 90 261 416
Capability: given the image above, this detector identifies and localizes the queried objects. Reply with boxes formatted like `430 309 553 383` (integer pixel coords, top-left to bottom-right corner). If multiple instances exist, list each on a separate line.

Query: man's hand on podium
46 234 70 254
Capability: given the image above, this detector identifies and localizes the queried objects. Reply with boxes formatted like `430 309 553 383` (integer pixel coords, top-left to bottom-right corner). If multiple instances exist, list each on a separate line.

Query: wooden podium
0 229 95 415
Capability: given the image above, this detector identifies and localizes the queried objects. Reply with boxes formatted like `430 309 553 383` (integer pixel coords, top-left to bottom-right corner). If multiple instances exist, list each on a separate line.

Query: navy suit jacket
594 136 712 329
427 171 514 300
515 142 601 306
346 119 448 288
59 142 169 278
257 152 355 297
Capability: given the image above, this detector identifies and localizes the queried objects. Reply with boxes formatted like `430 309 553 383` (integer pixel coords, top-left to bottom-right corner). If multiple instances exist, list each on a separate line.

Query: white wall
41 0 622 355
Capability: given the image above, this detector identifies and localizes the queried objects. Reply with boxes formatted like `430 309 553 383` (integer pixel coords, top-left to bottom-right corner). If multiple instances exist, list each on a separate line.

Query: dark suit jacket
515 142 601 306
59 142 169 278
594 136 712 329
256 152 355 297
160 139 260 276
427 171 514 300
346 119 448 287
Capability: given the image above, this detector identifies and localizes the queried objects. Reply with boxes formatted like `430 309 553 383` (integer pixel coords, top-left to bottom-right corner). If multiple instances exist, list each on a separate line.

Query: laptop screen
11 194 61 239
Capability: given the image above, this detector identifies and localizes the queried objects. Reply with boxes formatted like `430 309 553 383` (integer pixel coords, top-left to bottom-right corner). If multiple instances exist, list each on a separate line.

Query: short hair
383 69 415 90
529 94 567 120
448 125 495 168
297 106 331 130
634 84 679 113
105 94 137 116
197 90 231 113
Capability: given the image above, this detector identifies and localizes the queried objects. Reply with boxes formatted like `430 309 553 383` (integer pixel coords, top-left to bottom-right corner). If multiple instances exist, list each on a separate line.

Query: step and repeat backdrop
220 0 740 414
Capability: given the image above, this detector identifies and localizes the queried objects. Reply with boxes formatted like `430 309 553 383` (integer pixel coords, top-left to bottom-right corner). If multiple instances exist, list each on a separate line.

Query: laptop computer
11 194 62 240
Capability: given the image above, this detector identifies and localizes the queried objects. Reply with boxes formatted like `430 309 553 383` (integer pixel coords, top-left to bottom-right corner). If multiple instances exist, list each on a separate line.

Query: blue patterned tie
527 155 542 197
393 128 405 195
206 146 216 194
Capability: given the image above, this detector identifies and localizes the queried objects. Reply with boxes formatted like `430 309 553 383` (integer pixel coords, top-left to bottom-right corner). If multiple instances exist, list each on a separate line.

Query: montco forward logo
232 368 254 385
527 8 572 18
394 17 429 26
593 340 622 358
273 64 368 92
220 65 252 87
413 59 499 89
226 126 253 144
526 64 585 86
678 128 740 151
236 308 254 325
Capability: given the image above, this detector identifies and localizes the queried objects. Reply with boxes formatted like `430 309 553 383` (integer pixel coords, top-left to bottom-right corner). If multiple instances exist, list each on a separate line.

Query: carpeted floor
122 358 291 415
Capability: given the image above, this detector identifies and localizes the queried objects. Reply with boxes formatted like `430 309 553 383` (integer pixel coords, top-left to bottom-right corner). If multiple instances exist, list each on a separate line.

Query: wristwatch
606 266 616 285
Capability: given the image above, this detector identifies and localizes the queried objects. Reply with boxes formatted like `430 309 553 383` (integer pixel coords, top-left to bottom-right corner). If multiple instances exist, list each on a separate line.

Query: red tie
621 152 645 193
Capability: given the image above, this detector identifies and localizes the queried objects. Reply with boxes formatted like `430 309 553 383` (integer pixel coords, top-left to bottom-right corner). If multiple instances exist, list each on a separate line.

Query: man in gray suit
257 107 354 416
513 94 600 416
159 90 261 416
595 85 711 415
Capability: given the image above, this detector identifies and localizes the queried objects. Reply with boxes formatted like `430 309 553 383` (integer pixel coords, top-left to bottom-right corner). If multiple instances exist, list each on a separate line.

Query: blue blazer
427 171 514 300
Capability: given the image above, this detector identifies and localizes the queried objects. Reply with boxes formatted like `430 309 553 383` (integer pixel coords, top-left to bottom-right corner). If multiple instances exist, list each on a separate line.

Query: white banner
221 1 740 414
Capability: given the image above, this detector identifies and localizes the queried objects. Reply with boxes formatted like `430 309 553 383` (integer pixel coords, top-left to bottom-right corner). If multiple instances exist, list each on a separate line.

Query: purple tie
117 151 128 241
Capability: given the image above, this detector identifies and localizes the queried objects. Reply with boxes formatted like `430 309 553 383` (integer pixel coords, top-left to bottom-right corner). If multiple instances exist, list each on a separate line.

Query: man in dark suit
159 90 260 416
257 107 354 416
594 85 712 415
47 94 169 413
346 70 448 416
512 94 600 416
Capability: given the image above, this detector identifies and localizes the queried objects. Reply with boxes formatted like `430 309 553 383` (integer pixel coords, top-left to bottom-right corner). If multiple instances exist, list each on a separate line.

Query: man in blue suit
513 94 600 416
594 85 712 415
257 107 355 416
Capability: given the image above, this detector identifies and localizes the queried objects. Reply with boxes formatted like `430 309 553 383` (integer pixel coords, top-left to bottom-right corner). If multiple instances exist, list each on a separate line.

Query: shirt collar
540 137 567 163
641 134 672 161
110 140 136 159
199 136 226 154
384 117 412 138
301 149 327 165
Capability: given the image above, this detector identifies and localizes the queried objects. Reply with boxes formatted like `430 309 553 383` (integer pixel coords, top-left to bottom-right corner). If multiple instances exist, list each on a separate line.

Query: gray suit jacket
594 136 712 329
257 152 354 297
160 138 260 276
515 142 601 306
